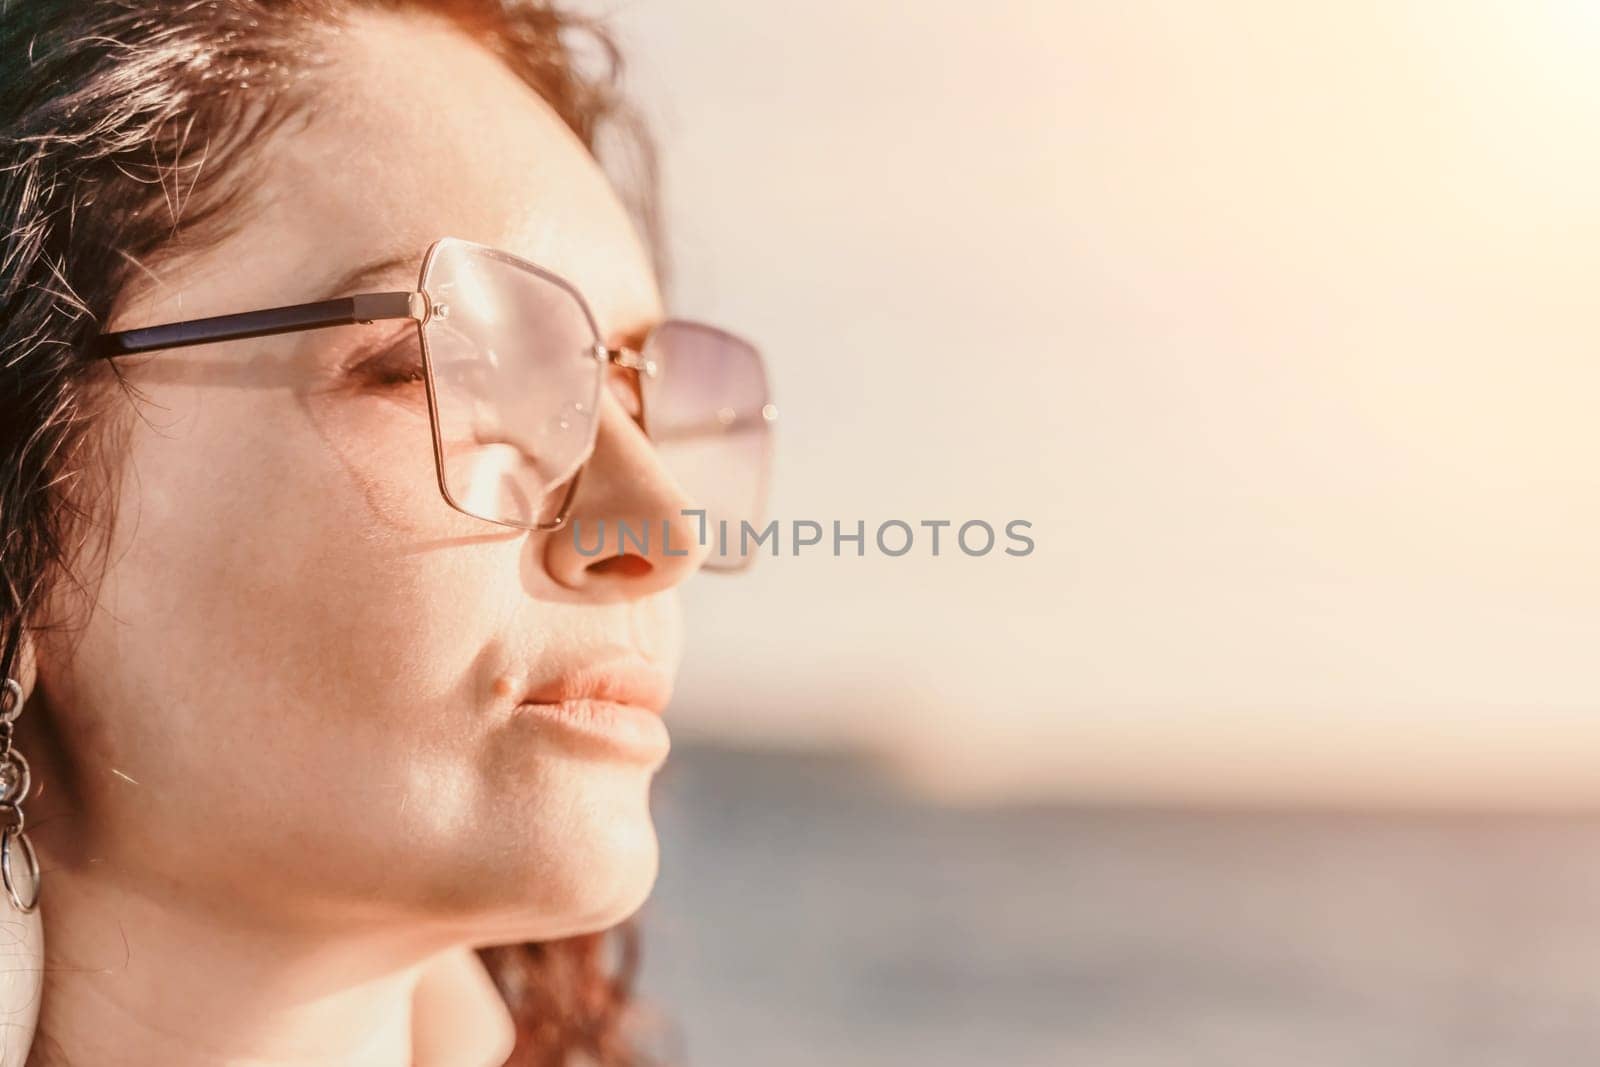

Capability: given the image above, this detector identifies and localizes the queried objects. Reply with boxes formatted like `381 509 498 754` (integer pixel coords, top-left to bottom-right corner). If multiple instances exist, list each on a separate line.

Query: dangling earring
0 678 38 914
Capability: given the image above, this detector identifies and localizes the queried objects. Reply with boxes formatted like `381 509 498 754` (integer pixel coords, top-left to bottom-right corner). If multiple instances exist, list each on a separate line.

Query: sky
591 1 1600 808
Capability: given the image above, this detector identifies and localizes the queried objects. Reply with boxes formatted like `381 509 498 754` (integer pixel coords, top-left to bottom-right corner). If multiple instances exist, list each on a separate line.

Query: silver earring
0 678 38 914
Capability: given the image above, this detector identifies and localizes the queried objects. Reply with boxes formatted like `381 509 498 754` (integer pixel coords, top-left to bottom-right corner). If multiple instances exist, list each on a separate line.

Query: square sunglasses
93 237 776 571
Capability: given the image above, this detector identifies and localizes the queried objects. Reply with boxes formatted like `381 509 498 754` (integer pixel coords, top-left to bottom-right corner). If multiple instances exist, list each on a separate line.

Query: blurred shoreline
643 739 1600 1067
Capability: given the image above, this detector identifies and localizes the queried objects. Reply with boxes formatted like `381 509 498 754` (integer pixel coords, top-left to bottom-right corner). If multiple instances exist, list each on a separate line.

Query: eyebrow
318 250 423 301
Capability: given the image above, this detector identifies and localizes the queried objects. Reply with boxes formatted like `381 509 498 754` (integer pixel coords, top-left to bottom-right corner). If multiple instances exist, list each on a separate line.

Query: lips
517 659 674 714
511 658 675 765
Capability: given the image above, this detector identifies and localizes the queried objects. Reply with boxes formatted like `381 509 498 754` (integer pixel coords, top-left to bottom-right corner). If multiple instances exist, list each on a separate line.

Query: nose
542 391 709 596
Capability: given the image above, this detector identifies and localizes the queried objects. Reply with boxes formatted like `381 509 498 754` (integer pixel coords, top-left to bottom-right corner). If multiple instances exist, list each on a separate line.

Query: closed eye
348 330 425 388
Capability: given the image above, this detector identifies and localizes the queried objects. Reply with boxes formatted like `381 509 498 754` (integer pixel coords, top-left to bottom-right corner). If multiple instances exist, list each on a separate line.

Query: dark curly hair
0 2 667 1063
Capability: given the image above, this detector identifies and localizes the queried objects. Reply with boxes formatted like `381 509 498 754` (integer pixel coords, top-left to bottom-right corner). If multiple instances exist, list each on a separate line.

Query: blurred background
583 2 1600 1063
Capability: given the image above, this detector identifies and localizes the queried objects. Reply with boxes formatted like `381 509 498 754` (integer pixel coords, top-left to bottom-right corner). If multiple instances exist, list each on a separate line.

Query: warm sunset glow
609 2 1600 807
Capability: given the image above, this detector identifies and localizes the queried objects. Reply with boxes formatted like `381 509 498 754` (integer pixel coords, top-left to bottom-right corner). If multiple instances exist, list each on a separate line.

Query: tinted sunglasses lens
420 241 601 527
640 321 774 569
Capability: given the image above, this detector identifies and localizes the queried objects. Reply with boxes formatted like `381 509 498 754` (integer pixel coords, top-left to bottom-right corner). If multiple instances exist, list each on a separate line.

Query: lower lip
513 699 671 763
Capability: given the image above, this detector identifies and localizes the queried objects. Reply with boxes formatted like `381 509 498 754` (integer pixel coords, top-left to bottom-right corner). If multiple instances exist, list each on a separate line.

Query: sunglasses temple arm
646 412 774 442
92 291 425 357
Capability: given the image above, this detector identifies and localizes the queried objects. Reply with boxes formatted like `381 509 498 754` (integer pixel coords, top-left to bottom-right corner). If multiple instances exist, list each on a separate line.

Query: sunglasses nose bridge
598 344 658 379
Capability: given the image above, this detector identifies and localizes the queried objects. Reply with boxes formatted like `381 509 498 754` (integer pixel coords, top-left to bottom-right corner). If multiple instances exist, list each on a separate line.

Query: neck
33 859 514 1067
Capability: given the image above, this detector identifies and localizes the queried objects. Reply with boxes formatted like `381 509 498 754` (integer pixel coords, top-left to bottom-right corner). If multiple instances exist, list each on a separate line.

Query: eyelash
350 339 425 388
346 340 648 413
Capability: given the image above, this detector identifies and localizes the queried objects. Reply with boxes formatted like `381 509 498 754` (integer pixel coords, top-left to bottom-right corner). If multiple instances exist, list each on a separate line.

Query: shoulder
0 906 42 1065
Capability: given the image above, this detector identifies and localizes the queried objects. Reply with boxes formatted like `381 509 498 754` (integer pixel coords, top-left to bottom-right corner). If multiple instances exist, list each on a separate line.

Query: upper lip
518 659 675 713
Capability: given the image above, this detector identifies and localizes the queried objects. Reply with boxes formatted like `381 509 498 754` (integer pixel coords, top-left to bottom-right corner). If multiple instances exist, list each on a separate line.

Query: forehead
120 8 659 337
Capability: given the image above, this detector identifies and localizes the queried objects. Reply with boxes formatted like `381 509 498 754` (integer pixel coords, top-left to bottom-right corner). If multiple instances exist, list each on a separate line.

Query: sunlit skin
16 10 707 1065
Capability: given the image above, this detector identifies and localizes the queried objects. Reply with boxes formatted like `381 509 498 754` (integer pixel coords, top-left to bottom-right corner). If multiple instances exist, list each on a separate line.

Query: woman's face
34 10 704 942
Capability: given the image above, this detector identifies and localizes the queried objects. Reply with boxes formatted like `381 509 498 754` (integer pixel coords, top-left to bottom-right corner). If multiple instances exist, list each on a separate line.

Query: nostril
587 554 653 579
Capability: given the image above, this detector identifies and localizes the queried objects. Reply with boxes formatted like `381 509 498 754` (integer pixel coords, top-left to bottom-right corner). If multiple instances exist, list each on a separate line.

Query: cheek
60 380 675 922
301 372 443 534
127 377 464 654
73 383 512 814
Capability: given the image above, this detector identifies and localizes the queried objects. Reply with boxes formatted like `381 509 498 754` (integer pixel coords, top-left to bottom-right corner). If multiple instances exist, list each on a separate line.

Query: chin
458 777 664 942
